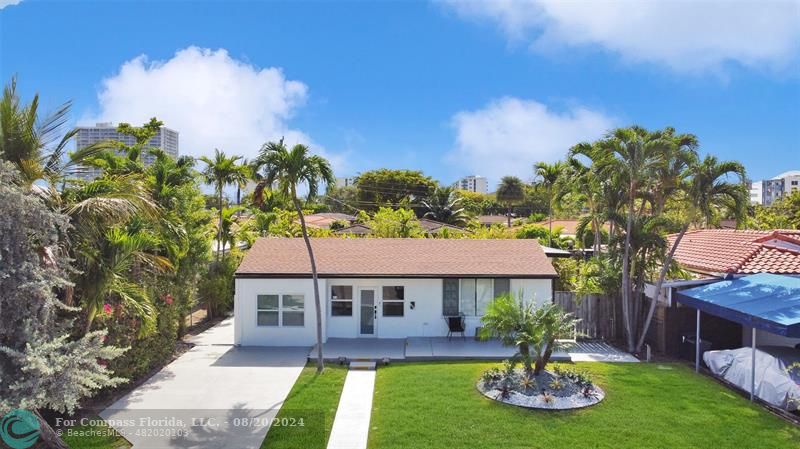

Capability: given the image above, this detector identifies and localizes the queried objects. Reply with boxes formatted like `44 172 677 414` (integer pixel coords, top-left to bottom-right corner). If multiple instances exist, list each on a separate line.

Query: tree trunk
533 340 554 375
506 205 512 228
635 223 689 352
294 195 324 373
216 188 223 262
518 342 532 372
621 182 635 352
548 195 553 247
35 410 69 449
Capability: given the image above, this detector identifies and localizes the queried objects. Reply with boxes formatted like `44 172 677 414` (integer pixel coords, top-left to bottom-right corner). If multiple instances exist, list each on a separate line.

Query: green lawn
369 361 800 449
63 415 131 449
261 363 348 449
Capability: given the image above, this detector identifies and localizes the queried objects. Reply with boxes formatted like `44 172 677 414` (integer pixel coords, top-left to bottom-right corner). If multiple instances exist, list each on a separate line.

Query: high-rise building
335 177 357 188
749 170 800 206
453 175 488 194
75 122 179 179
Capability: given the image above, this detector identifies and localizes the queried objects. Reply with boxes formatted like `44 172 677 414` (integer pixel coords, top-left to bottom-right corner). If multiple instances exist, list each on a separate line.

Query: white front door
358 287 377 337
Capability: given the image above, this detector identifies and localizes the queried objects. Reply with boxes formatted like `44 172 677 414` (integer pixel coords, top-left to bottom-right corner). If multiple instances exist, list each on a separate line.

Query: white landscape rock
477 380 605 410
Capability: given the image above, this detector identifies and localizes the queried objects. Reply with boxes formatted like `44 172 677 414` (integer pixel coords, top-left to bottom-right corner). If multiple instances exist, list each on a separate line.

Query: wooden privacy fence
554 291 622 341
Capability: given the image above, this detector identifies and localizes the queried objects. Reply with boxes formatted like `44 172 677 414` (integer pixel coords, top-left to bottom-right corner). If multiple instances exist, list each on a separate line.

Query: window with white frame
382 286 404 317
256 294 305 326
330 285 353 316
257 294 279 326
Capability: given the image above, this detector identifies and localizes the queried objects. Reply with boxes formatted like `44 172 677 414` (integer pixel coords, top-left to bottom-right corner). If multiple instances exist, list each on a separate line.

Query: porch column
751 328 757 401
695 308 701 373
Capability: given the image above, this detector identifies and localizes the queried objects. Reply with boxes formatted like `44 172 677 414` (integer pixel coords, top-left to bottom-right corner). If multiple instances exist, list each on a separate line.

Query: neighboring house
669 229 800 276
477 215 511 227
233 238 557 346
645 229 800 356
534 219 581 237
302 213 356 229
334 218 467 236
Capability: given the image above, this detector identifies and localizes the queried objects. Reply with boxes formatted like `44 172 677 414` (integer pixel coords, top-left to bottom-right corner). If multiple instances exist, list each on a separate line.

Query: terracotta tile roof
669 229 800 275
334 219 467 235
478 215 510 226
302 213 355 229
236 238 557 278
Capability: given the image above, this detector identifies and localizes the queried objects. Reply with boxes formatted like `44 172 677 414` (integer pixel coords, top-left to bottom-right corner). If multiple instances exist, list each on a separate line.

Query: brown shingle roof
669 229 800 275
236 238 557 278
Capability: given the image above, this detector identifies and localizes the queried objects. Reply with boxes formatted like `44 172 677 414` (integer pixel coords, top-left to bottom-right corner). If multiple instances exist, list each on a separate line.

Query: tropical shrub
480 294 579 374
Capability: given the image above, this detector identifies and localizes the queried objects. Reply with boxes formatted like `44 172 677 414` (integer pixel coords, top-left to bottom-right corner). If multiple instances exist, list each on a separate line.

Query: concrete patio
311 337 638 363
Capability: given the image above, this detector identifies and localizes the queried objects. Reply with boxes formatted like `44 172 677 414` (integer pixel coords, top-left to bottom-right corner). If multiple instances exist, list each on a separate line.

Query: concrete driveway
101 318 308 448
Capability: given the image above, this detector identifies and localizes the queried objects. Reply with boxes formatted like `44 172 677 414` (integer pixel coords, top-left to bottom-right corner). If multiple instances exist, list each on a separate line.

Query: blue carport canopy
675 273 800 338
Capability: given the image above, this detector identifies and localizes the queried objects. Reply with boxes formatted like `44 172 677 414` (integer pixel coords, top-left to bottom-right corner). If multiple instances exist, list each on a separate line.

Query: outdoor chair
445 315 466 340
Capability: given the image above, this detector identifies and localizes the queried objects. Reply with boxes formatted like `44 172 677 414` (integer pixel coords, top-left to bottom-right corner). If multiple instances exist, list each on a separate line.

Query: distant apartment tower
749 170 800 206
335 177 356 188
454 175 488 194
75 122 179 179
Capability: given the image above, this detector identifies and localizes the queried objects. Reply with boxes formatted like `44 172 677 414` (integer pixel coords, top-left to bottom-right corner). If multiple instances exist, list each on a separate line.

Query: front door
359 288 377 337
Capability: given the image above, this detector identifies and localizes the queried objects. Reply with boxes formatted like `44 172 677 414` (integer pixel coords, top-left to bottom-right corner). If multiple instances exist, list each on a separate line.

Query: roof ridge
734 243 767 273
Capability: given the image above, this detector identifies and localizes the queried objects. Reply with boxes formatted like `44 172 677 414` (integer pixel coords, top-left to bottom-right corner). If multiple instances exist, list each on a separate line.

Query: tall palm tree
199 149 248 262
496 176 526 228
595 126 671 351
421 185 469 226
534 161 564 246
253 139 334 373
635 155 746 351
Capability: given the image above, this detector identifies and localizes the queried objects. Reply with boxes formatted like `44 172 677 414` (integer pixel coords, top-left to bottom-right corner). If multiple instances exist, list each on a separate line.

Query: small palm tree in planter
480 294 578 375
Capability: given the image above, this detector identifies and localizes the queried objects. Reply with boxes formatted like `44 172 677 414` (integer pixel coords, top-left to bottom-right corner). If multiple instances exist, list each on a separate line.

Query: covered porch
310 337 638 363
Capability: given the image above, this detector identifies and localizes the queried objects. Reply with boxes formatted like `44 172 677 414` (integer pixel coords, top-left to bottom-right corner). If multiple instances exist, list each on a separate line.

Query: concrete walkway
102 318 309 448
313 337 636 363
326 370 376 449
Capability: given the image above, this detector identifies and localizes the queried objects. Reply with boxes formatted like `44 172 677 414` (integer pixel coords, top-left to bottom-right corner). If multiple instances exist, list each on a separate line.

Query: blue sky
1 0 799 188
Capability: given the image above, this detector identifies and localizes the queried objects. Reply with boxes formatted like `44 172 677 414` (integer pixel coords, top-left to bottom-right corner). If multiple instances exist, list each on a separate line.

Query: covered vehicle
704 346 800 410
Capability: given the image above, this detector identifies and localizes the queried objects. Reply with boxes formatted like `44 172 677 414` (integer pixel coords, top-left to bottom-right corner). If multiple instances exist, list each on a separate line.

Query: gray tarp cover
704 346 800 410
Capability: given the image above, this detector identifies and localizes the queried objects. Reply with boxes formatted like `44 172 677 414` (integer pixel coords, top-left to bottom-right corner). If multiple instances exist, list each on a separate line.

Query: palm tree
635 155 746 351
0 77 108 187
199 149 248 262
480 294 578 374
76 226 173 334
534 161 564 246
496 176 526 227
421 186 469 226
253 139 334 373
594 126 670 351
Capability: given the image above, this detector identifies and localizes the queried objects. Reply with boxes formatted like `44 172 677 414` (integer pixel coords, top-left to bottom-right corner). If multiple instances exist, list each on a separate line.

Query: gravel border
477 379 605 410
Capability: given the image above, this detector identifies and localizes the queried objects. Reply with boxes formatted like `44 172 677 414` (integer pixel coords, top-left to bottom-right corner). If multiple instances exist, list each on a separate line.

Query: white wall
742 326 800 348
235 276 553 345
234 277 326 346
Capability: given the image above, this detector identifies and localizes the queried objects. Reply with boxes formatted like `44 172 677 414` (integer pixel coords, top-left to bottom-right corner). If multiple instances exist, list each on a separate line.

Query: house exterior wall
234 277 326 346
235 277 552 346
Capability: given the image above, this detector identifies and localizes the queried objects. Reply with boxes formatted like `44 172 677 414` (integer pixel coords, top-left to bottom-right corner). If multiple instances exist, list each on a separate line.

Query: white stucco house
234 238 557 346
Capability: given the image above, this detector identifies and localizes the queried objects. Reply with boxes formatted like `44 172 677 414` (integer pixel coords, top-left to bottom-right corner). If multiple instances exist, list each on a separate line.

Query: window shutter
442 279 460 316
494 278 511 297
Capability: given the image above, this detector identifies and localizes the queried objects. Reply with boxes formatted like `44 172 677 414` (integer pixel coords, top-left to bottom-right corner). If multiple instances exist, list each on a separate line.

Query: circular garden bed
477 363 604 410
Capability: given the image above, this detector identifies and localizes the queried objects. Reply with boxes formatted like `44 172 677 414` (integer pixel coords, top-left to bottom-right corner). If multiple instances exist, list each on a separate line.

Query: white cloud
448 97 614 186
0 0 23 10
85 47 346 171
441 0 800 73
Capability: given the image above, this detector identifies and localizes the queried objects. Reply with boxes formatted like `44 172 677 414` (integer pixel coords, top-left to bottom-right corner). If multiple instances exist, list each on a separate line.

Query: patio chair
445 315 466 340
